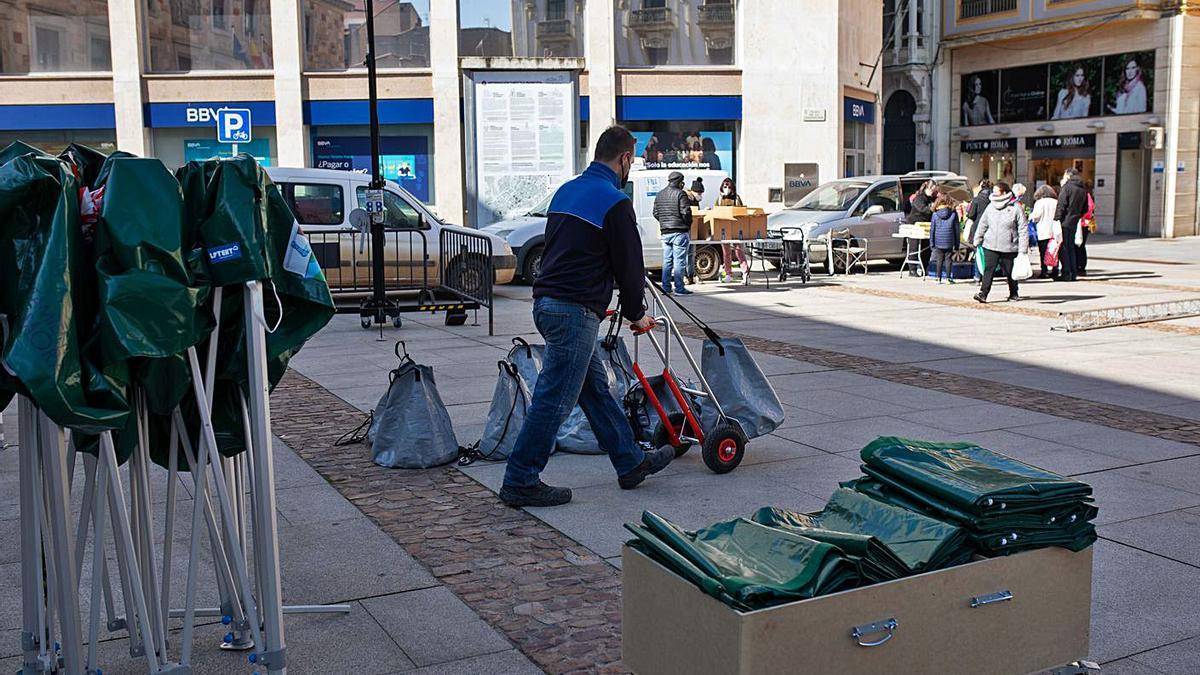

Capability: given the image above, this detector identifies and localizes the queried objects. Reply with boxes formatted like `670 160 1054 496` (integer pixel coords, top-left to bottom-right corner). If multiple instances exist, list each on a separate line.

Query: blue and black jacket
533 162 647 322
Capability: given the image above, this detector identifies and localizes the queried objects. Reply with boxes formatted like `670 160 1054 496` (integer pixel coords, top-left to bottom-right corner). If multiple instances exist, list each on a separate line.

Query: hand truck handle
630 318 656 335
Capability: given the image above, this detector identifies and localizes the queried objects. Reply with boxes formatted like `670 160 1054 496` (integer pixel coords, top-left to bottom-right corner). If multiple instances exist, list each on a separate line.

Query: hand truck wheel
652 412 693 457
701 423 747 474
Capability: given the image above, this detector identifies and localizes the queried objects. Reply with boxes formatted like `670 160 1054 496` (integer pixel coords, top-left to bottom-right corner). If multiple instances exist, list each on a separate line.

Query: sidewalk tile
361 587 511 667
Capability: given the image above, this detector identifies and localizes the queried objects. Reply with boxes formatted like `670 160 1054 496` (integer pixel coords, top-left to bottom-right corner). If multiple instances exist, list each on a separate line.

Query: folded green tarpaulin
628 511 859 611
752 487 972 576
860 437 1092 515
846 472 1097 554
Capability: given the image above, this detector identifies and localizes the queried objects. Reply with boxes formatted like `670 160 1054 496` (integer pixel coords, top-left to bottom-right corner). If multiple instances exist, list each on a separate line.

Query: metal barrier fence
306 227 432 295
440 227 495 335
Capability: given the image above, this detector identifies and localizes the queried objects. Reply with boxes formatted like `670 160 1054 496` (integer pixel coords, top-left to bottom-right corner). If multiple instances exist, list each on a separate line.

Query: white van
481 167 730 281
265 168 517 293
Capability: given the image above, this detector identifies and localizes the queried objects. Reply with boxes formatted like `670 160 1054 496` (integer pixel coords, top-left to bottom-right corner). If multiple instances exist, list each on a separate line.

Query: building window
844 119 874 178
303 0 430 70
33 25 63 71
617 0 736 67
960 0 1016 20
90 34 111 70
144 0 273 71
0 1 112 74
458 0 586 59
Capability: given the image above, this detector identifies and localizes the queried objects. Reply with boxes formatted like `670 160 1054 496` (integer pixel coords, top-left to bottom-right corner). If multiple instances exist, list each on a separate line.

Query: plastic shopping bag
1074 223 1083 246
1012 253 1033 281
1044 238 1061 267
974 246 987 276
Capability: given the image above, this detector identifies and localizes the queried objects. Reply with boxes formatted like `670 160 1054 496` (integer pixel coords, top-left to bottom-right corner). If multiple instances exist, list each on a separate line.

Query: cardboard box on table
622 545 1092 675
703 206 768 241
690 207 711 240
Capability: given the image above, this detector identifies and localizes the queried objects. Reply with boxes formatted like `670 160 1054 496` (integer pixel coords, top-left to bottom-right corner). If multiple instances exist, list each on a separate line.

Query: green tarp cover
625 511 859 611
860 437 1093 514
0 150 129 432
2 145 333 466
846 438 1098 554
752 487 971 576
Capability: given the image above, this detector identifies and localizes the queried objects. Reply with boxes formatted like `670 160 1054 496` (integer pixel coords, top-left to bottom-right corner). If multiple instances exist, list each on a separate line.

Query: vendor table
894 232 929 278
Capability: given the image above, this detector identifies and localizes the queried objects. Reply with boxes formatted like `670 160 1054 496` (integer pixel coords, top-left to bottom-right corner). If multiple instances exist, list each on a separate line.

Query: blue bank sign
145 101 276 128
844 96 876 124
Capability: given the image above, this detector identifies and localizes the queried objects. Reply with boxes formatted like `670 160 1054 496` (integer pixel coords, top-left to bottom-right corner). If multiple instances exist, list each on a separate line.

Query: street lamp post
361 0 397 328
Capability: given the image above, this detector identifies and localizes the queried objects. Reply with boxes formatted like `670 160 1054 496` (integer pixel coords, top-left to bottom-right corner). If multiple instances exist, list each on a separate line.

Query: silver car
766 171 971 272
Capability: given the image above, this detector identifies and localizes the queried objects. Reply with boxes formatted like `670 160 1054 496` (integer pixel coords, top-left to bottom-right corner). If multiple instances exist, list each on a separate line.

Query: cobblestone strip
679 324 1200 447
271 371 626 675
821 284 1200 336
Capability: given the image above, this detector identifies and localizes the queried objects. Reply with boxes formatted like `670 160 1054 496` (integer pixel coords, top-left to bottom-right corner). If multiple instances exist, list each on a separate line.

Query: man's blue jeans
503 297 646 488
661 232 691 293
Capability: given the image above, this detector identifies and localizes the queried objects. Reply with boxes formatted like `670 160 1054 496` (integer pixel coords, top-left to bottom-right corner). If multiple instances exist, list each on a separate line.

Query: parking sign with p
216 108 252 144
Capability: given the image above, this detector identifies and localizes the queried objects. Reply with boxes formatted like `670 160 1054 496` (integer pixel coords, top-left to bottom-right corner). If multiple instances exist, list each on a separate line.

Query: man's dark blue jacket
533 162 646 322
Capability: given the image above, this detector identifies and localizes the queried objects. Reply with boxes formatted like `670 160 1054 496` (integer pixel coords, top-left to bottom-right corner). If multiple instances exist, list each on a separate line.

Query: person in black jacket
964 179 993 280
1054 169 1089 282
501 126 674 507
905 181 939 224
653 171 694 295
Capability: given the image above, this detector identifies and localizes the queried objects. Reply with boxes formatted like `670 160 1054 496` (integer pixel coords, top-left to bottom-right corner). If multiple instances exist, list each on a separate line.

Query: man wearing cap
653 170 694 295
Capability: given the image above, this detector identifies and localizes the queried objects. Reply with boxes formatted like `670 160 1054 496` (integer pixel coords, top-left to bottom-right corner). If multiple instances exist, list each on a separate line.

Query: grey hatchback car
766 171 972 271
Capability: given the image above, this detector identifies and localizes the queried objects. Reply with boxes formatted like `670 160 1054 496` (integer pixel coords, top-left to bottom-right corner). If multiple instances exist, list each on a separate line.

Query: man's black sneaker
499 481 572 507
973 292 986 304
618 447 674 490
1008 295 1024 302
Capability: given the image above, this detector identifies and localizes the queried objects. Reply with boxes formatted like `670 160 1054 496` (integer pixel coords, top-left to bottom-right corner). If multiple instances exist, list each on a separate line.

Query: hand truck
606 280 748 474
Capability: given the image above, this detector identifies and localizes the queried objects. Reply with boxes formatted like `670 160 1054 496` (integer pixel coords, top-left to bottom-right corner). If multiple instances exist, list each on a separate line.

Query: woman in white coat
1029 185 1063 279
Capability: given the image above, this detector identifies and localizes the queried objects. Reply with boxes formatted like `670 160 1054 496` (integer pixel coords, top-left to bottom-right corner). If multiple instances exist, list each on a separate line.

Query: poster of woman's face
1105 51 1155 115
1049 59 1102 119
961 71 999 126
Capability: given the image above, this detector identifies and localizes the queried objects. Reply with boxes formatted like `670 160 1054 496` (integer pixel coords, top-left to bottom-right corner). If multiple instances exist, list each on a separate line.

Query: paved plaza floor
3 235 1200 673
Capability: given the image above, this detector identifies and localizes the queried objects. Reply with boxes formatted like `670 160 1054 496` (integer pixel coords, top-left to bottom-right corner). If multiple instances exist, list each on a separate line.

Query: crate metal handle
970 590 1013 608
851 618 898 647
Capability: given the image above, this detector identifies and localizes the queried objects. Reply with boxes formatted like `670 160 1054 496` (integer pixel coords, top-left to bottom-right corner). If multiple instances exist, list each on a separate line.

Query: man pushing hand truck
500 126 676 508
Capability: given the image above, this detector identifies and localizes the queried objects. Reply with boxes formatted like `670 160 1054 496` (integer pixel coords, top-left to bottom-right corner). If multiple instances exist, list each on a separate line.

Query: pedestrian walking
928 195 961 284
964 179 993 281
1054 168 1089 282
501 125 675 507
1029 185 1062 279
716 178 750 285
973 182 1030 304
654 170 695 295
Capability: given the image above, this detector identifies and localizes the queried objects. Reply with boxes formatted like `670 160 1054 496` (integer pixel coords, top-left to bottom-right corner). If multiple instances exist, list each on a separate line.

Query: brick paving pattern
679 324 1200 452
270 371 627 675
270 314 1200 675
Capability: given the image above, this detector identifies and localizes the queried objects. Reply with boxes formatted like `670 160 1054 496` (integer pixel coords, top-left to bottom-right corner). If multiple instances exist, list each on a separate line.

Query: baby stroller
775 226 812 283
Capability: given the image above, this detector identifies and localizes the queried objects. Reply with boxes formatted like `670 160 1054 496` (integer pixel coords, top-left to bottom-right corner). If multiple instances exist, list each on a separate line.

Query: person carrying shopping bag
973 182 1030 304
715 178 751 285
1054 168 1089 281
1029 185 1062 279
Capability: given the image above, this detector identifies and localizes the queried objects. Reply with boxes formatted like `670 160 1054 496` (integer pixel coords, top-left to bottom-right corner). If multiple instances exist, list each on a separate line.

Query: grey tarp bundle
626 373 704 442
699 337 784 439
474 360 531 461
369 357 460 469
482 336 635 457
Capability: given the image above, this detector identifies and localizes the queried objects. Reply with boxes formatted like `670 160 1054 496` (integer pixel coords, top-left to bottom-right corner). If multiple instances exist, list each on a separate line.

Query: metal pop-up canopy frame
2 146 338 674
